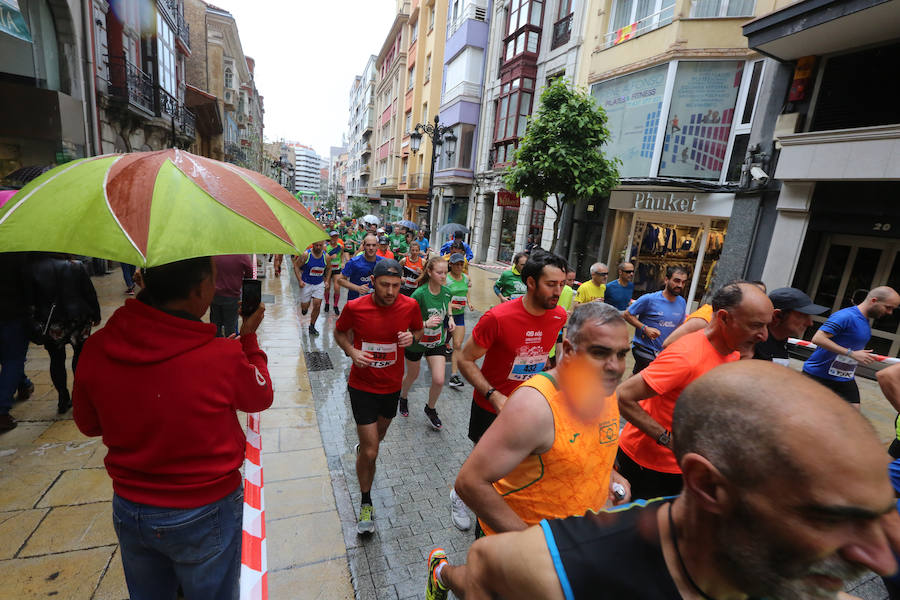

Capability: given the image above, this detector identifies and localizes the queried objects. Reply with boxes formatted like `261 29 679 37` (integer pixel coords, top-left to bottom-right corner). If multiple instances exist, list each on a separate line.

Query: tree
348 196 369 219
504 78 620 252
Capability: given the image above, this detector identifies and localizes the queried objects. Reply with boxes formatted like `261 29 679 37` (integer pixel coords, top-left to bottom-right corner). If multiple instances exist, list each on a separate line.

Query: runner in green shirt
445 253 473 389
493 252 528 302
324 230 345 314
399 257 455 431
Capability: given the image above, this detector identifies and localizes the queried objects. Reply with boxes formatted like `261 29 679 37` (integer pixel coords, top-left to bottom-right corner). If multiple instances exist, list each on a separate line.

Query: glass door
807 235 900 356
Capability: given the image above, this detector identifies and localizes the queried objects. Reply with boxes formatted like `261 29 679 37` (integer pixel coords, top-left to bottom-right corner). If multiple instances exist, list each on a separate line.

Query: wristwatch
656 430 671 446
484 388 497 401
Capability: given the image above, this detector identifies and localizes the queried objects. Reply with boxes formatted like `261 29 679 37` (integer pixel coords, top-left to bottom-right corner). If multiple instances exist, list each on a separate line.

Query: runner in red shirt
334 259 424 534
451 250 568 532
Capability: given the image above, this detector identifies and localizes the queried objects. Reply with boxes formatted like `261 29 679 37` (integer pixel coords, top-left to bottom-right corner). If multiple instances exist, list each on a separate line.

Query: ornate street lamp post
409 115 457 235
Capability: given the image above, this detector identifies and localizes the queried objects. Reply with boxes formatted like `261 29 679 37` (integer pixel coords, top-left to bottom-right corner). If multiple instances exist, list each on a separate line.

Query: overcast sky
210 0 396 157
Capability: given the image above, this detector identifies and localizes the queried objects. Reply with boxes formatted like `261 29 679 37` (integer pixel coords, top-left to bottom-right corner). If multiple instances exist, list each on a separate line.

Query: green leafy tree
349 196 369 219
504 78 620 252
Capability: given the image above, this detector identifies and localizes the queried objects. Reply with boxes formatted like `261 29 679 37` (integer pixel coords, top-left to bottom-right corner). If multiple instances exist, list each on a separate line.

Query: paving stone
0 545 115 599
20 502 116 557
0 508 48 560
262 447 328 481
92 547 127 600
266 510 345 571
265 475 337 520
37 468 112 507
268 557 354 599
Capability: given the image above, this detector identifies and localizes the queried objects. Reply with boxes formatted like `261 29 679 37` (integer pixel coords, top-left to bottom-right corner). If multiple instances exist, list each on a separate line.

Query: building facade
291 143 326 207
347 55 377 199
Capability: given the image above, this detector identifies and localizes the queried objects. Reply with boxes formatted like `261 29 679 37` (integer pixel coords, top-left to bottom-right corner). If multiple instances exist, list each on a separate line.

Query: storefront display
528 199 546 247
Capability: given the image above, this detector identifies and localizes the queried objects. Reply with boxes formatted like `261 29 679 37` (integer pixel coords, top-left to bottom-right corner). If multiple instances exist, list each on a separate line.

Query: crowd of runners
282 216 900 600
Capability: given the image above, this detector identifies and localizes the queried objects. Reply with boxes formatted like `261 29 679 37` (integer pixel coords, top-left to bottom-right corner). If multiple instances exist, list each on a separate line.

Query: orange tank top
479 372 620 535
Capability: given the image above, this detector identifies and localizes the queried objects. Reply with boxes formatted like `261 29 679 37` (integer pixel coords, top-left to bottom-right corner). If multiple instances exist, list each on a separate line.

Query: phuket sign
633 191 698 213
0 0 31 42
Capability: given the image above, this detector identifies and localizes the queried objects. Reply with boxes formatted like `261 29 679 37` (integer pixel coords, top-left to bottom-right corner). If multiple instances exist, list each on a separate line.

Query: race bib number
403 275 419 288
450 295 467 311
827 354 857 379
361 342 397 368
310 267 325 277
508 353 548 381
421 327 442 348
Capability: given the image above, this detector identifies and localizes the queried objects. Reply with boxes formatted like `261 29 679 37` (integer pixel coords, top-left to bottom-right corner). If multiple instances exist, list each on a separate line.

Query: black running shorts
803 372 861 404
348 386 400 425
468 399 498 443
404 345 448 362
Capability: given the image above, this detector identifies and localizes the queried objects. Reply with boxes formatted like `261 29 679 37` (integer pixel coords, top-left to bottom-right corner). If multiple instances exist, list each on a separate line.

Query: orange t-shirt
479 372 619 535
618 330 739 474
688 303 713 323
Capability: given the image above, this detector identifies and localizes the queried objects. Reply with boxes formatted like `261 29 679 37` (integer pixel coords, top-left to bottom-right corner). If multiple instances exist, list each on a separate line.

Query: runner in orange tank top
454 303 633 538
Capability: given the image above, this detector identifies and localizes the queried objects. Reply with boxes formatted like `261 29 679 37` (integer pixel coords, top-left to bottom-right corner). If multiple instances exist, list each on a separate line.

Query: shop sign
610 190 734 218
497 190 520 208
0 0 31 42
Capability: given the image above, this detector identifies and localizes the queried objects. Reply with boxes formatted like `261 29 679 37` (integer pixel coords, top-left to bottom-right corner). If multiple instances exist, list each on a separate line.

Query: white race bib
450 295 467 311
309 266 325 277
508 353 548 381
827 354 858 379
421 327 442 347
361 342 397 368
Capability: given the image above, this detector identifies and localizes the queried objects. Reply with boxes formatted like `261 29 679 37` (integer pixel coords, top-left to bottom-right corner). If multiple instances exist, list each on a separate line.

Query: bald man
616 282 772 500
424 361 900 600
804 286 900 407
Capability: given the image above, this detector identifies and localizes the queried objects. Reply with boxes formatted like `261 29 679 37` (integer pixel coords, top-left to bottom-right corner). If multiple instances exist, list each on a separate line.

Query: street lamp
410 114 456 234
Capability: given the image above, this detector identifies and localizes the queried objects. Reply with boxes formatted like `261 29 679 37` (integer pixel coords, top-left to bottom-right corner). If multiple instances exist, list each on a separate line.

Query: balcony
361 142 372 156
551 13 573 49
161 0 191 52
448 1 488 38
602 5 676 49
376 176 397 188
406 171 425 189
159 88 196 139
106 55 154 115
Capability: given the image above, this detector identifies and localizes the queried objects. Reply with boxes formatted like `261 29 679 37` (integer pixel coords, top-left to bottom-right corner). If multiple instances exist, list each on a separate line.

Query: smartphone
240 278 262 317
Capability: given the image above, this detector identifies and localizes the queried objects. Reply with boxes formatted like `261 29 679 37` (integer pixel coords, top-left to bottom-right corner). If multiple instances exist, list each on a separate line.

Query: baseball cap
372 259 402 278
376 227 385 233
448 253 465 264
768 287 828 315
377 235 389 245
329 230 339 236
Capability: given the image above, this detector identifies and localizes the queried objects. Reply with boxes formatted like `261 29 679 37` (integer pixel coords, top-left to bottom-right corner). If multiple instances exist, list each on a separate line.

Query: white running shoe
450 488 472 531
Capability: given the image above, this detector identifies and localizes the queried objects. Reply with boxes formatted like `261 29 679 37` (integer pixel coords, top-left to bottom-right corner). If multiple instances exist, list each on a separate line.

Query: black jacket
0 252 33 320
30 256 101 324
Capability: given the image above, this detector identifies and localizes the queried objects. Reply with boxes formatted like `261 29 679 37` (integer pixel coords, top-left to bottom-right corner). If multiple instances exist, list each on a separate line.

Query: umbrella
0 190 15 209
360 214 380 226
0 149 326 267
395 219 418 231
3 164 52 186
438 223 468 237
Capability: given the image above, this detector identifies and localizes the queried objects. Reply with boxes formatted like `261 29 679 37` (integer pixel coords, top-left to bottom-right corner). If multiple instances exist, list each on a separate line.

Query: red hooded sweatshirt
73 299 273 508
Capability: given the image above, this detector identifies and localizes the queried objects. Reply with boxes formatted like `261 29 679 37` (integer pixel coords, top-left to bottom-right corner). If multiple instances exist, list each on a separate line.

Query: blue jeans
0 318 29 415
112 486 244 600
121 263 136 289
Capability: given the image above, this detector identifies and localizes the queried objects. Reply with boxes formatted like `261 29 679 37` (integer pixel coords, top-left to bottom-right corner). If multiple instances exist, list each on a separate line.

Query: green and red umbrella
0 149 326 266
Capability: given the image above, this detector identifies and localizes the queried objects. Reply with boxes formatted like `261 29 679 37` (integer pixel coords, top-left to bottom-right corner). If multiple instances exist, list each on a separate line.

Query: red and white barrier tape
241 254 268 599
787 338 900 365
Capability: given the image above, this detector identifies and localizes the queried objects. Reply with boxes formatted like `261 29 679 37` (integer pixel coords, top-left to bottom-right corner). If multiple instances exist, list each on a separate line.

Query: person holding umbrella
439 231 473 261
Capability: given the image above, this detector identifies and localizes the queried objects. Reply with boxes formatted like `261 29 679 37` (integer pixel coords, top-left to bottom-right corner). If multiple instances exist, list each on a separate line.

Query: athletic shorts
299 282 325 303
468 399 498 444
348 386 400 425
452 313 465 327
404 345 448 362
803 372 861 404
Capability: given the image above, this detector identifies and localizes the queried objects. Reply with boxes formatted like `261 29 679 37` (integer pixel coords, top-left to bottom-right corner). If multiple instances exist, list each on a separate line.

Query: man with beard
616 282 772 500
425 360 900 600
623 266 688 374
336 234 382 302
803 286 900 408
754 287 827 365
451 250 568 531
451 303 632 544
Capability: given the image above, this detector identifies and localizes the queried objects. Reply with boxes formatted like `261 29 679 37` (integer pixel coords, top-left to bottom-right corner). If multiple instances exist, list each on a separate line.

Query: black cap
448 253 465 264
377 235 389 245
372 259 402 278
768 287 828 315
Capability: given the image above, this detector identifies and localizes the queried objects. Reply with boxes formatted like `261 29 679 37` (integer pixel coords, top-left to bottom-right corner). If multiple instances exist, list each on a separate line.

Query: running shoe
424 406 442 430
425 548 449 600
125 287 135 296
399 397 409 417
333 305 341 316
448 374 464 389
354 443 360 456
16 380 35 402
357 503 375 534
324 303 330 313
449 488 472 531
309 325 319 336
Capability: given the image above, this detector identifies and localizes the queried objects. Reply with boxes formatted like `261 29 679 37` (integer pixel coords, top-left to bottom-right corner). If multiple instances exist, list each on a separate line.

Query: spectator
0 252 33 432
210 254 253 338
440 232 473 261
73 256 272 600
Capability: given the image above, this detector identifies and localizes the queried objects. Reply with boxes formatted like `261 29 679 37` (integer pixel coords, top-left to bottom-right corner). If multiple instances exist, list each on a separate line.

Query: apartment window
157 14 176 95
610 0 674 32
557 0 573 18
405 110 412 132
401 158 408 182
408 65 415 90
429 6 435 29
504 0 544 61
425 53 431 82
493 77 535 164
224 66 233 89
410 20 418 44
423 102 429 122
689 0 755 17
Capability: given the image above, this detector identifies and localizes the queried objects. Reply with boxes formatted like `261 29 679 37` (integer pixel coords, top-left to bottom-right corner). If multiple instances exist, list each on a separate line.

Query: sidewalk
0 262 353 599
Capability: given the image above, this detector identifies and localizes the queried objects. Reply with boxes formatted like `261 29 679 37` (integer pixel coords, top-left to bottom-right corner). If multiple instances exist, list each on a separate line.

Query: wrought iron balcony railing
551 13 573 49
106 55 154 114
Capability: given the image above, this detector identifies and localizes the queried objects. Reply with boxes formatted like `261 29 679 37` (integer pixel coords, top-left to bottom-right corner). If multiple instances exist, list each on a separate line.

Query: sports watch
656 430 671 446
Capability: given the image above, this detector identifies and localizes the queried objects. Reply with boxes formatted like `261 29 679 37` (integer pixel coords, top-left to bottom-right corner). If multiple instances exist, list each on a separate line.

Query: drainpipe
83 0 102 155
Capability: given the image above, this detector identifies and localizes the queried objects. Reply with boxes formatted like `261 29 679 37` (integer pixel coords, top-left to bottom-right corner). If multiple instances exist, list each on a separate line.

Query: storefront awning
184 85 222 136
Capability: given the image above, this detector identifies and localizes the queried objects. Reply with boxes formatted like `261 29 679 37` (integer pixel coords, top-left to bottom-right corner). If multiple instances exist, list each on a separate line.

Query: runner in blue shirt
439 233 473 261
604 261 634 311
803 286 899 406
293 241 331 336
337 233 383 301
623 266 688 374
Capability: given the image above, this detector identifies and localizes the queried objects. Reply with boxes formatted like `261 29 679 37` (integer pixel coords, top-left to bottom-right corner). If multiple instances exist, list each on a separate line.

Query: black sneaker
448 374 464 389
57 391 72 414
333 305 341 316
424 406 442 430
16 380 35 402
399 397 409 417
0 413 16 433
324 303 330 313
309 325 319 336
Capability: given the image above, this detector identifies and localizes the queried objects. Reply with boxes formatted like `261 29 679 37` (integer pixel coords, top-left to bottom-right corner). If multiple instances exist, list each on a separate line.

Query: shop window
590 64 668 177
658 61 744 181
529 198 546 247
740 60 763 125
725 133 749 182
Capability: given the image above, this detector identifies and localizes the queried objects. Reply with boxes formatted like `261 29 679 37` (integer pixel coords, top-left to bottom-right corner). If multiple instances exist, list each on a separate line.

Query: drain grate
305 351 334 372
261 294 276 304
